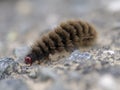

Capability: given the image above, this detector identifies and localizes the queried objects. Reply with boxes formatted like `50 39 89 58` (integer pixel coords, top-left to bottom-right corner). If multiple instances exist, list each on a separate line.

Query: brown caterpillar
25 20 97 65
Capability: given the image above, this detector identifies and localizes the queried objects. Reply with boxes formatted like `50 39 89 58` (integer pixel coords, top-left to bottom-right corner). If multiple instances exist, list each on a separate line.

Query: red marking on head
25 56 32 65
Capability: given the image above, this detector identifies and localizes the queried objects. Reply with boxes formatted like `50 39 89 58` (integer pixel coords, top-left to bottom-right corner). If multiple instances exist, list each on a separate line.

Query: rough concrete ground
0 0 120 90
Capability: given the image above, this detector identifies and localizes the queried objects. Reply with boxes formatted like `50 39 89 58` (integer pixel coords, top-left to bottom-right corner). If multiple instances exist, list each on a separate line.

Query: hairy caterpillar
25 20 97 65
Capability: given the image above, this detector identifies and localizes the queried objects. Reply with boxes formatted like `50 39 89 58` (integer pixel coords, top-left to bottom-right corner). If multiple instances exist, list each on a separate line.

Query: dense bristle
54 26 74 51
49 32 64 52
26 20 97 64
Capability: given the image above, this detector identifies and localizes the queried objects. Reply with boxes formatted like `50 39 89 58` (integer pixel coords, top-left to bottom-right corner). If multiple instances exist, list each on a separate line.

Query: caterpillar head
24 53 36 65
24 52 43 65
25 56 32 65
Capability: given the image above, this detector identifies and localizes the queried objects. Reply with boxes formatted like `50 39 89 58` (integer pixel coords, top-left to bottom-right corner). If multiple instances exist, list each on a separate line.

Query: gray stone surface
0 0 120 90
0 79 29 90
0 57 19 79
28 67 58 82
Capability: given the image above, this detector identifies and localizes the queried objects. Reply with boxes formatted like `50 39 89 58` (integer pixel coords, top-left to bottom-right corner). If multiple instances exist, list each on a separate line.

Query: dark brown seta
25 20 97 65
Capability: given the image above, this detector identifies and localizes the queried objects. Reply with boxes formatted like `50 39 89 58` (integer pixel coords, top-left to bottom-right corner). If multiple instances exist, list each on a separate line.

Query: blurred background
0 0 120 56
0 0 120 90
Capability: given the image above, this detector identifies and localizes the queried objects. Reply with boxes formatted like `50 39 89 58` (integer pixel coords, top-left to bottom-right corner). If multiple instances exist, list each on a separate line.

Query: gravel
0 0 120 90
0 57 19 79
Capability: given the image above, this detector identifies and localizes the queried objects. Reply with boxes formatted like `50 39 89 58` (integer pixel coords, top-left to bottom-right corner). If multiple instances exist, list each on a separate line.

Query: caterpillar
25 20 97 65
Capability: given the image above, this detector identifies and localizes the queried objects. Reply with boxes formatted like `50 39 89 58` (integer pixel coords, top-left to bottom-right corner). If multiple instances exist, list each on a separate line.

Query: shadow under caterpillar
25 20 97 65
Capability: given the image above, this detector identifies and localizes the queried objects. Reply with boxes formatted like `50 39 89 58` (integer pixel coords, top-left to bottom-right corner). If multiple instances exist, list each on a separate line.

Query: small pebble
103 50 115 55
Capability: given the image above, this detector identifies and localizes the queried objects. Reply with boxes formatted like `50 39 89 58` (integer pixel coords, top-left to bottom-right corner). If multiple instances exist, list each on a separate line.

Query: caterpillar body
25 20 97 65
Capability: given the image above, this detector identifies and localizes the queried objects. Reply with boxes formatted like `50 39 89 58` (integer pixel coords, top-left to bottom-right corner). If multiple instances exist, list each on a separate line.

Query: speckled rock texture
0 0 120 90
